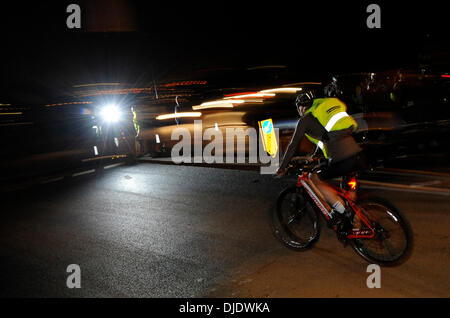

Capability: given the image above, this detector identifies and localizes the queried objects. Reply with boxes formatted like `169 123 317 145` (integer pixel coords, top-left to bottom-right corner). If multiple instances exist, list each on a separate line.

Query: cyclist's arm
278 116 309 170
279 114 329 171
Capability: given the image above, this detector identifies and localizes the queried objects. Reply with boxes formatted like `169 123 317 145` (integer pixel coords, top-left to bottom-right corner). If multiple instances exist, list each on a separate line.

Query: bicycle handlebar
286 156 328 174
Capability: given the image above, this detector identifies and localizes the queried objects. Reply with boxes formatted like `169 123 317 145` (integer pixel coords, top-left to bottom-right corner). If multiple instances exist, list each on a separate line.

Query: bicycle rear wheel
272 187 321 250
350 196 413 266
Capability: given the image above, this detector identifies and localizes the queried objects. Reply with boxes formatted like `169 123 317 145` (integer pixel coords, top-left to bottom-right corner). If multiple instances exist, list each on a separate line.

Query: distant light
224 92 275 99
162 81 207 87
260 87 303 94
190 87 303 113
201 100 245 106
156 112 202 120
73 83 121 88
237 99 265 103
192 100 244 110
192 104 234 110
224 91 257 97
442 74 450 78
45 101 93 107
100 104 122 123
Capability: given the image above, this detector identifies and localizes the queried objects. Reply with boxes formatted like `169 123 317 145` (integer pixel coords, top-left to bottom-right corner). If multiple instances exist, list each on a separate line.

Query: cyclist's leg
318 153 367 229
313 153 365 213
310 172 345 213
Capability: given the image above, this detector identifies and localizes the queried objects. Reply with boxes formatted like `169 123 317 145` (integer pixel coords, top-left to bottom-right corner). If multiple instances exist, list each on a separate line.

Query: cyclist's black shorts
318 152 367 181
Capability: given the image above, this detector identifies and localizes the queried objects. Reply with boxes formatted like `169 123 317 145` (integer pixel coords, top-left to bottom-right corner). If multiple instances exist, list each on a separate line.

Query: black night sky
1 0 449 102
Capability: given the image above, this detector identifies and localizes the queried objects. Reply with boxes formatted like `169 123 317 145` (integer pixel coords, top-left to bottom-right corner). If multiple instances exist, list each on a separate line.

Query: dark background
1 0 449 103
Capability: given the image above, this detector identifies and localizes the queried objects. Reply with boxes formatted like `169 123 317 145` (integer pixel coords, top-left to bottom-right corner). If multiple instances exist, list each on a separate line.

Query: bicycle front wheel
272 187 321 250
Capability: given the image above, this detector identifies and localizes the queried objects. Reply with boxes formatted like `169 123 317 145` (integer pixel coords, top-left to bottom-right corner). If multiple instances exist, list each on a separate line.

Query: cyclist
131 106 140 137
131 106 145 157
275 89 366 229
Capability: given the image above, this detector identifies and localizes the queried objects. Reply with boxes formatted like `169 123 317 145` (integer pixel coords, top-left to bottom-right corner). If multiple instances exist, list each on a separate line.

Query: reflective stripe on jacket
304 98 358 159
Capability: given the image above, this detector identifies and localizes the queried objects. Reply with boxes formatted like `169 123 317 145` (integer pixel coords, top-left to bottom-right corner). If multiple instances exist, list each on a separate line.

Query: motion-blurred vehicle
0 83 138 185
139 66 323 158
139 66 450 168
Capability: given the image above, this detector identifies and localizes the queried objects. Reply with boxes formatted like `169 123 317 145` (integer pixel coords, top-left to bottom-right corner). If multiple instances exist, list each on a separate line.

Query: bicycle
272 156 413 266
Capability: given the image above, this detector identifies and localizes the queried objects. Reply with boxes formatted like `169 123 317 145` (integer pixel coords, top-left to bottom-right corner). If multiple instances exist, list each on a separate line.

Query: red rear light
348 178 357 190
442 74 450 78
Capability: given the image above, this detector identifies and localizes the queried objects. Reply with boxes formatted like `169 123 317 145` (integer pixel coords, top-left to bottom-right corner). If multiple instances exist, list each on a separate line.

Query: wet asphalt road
0 163 449 297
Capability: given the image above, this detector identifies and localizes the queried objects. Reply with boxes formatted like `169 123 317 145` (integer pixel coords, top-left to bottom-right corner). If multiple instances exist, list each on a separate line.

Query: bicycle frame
297 172 375 239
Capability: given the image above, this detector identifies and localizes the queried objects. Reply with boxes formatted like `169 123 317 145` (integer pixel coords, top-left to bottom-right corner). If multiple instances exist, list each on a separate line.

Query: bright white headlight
100 104 122 123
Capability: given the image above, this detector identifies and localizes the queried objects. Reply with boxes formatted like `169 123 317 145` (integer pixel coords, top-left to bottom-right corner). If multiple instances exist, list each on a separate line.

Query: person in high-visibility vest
276 90 366 229
131 106 139 137
131 106 145 157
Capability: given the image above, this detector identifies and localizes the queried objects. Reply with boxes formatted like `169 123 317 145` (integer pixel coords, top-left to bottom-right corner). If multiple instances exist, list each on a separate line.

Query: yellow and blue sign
258 118 278 158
